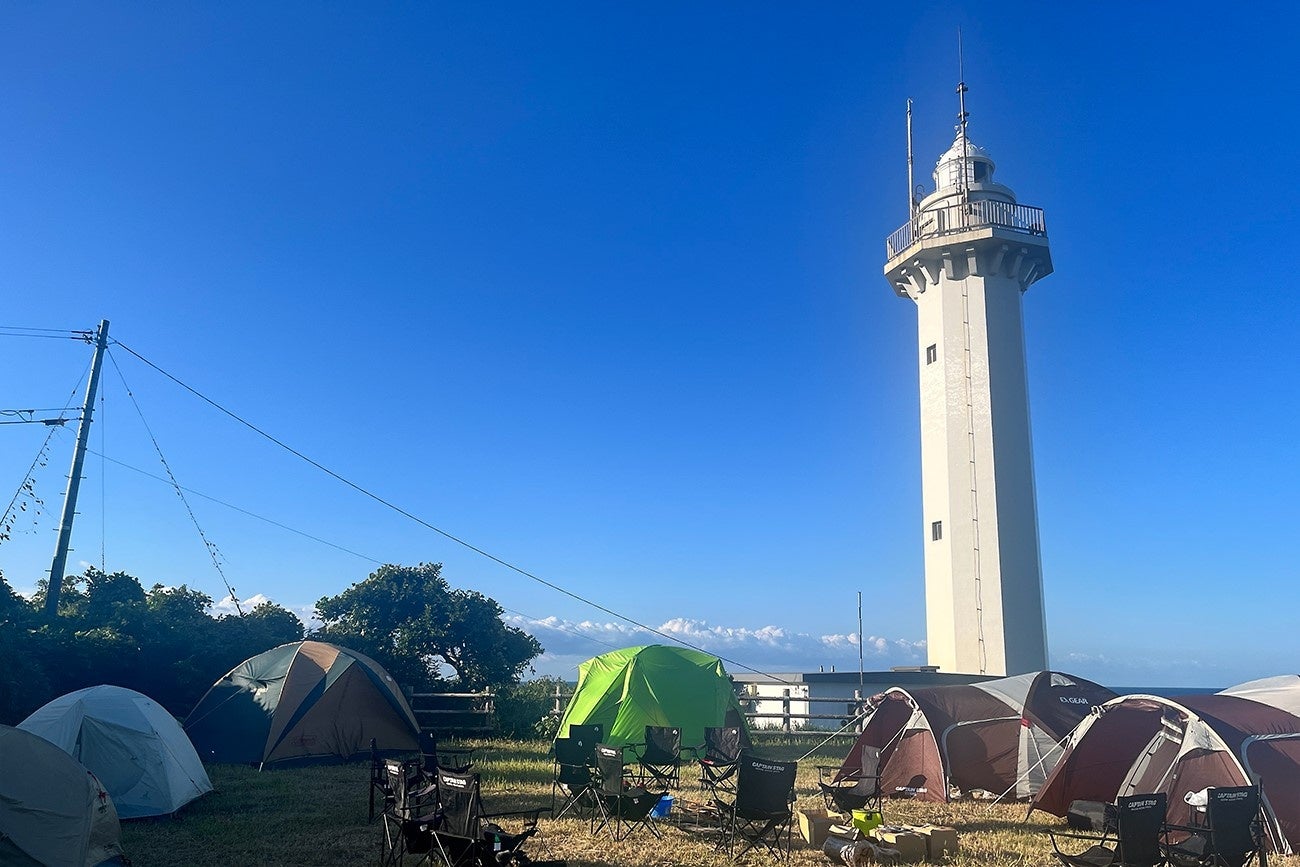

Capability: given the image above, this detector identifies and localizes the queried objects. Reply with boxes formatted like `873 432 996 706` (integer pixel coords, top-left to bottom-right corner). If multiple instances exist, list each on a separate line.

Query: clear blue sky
2 3 1297 688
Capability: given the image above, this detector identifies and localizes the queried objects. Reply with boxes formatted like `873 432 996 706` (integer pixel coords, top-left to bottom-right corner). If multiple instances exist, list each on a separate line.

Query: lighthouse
883 88 1051 676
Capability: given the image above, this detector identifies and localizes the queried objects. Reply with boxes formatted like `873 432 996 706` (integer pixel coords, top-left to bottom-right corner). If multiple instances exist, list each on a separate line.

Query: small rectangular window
926 344 937 365
931 521 943 541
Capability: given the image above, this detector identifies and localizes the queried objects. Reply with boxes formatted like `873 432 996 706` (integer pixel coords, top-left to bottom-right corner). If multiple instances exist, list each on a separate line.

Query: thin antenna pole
857 590 864 690
46 319 110 616
906 98 915 220
956 28 970 203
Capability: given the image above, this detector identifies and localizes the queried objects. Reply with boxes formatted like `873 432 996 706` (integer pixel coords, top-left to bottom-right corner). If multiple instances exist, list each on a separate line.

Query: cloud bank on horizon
194 594 1257 690
507 614 927 678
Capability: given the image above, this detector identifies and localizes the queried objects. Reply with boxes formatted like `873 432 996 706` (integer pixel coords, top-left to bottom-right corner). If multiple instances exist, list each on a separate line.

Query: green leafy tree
495 675 566 740
20 567 307 717
0 572 48 724
315 563 543 692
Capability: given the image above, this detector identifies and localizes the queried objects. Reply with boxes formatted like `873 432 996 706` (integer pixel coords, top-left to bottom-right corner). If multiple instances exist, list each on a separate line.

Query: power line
1 362 89 545
89 448 625 655
105 348 243 614
87 448 381 563
111 339 796 686
0 325 89 334
0 330 94 341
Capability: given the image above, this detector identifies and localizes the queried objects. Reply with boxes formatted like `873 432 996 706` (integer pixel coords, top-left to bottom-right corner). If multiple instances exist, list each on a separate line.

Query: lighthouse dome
933 132 997 191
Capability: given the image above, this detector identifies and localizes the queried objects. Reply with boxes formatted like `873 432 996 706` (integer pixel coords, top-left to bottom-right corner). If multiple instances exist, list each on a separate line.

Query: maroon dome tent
836 671 1115 802
1029 687 1300 855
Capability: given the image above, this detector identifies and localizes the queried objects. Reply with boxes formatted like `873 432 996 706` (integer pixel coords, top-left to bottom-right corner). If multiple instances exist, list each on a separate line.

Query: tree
315 563 543 692
0 572 48 724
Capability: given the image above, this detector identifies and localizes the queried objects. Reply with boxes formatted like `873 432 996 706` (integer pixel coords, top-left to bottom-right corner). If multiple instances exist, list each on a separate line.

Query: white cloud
209 593 319 630
505 614 927 679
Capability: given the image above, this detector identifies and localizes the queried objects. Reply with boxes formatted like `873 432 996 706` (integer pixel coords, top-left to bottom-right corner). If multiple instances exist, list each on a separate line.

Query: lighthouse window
931 521 943 541
973 162 989 183
926 344 937 364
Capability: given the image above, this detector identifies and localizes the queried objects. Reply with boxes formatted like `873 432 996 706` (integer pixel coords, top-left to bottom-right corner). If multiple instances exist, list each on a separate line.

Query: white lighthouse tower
883 86 1051 676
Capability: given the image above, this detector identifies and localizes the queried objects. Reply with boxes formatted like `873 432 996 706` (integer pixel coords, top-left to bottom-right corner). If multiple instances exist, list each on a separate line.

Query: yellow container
851 808 883 834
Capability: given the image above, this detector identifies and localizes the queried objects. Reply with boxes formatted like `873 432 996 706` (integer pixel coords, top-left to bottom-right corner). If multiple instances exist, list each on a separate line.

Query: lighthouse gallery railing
886 200 1046 260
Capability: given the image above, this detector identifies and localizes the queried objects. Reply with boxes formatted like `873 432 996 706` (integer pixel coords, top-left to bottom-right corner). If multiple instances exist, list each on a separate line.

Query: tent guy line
107 337 802 687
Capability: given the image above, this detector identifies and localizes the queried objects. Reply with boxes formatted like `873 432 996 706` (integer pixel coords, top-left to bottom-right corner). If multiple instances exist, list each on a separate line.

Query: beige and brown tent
0 724 125 866
185 640 419 767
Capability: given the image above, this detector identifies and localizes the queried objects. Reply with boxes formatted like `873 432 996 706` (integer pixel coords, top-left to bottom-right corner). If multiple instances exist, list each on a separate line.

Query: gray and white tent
19 685 212 818
0 724 125 866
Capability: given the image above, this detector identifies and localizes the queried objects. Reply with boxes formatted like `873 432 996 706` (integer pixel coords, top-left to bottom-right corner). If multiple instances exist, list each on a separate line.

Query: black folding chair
1164 787 1263 867
818 744 882 817
566 722 602 747
1048 792 1168 867
591 743 667 841
720 754 797 862
430 767 547 867
551 736 599 819
631 726 683 789
377 757 442 866
419 731 474 775
693 726 744 804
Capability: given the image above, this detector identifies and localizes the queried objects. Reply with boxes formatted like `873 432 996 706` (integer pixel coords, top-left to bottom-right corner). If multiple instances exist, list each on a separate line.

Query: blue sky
1 3 1297 688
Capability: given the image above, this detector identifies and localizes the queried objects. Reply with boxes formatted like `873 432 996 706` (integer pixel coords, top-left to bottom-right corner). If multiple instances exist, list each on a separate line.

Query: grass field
120 736 1296 866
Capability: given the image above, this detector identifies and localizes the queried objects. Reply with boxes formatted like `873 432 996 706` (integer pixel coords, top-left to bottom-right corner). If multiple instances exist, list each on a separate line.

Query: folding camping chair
719 754 798 862
591 743 667 841
818 744 883 818
693 726 745 804
430 767 549 867
1163 786 1263 867
1048 792 1167 867
377 756 443 866
567 723 603 748
551 736 599 819
630 726 683 790
419 731 474 775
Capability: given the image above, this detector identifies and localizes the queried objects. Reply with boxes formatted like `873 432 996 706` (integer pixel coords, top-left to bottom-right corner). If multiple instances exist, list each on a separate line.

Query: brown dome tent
186 640 419 767
1030 686 1300 855
836 671 1115 801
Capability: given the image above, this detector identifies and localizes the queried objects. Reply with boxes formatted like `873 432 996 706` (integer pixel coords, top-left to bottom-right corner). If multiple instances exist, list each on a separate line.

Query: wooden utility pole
45 319 110 616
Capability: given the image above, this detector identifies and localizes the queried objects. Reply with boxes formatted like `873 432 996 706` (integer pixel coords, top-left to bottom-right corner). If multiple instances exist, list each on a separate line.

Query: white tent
19 685 213 818
0 724 125 866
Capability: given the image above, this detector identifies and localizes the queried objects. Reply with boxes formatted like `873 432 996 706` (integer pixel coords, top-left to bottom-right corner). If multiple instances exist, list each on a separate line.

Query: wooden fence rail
406 690 495 733
549 684 870 734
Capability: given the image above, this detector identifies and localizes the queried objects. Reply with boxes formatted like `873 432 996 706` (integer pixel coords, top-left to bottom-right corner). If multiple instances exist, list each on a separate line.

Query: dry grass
120 736 1298 866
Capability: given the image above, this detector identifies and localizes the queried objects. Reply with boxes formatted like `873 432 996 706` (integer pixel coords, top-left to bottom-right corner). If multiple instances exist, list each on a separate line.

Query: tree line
0 562 555 737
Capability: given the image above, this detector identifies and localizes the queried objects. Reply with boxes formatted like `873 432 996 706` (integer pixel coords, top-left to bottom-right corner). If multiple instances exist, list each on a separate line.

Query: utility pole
45 319 110 617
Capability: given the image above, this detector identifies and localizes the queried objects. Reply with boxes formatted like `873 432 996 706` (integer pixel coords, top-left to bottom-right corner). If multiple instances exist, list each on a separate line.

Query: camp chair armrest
484 807 548 822
1048 829 1112 844
1048 827 1113 858
1161 821 1205 835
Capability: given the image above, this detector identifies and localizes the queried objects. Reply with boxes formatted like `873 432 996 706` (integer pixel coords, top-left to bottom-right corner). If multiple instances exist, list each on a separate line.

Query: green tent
555 645 750 749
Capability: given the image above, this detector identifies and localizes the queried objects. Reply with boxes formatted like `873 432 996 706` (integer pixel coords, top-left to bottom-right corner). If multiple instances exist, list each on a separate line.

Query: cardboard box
914 824 959 860
796 808 836 847
870 826 927 863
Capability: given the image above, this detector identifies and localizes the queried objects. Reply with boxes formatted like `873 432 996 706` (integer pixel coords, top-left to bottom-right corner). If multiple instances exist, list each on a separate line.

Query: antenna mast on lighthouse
956 29 970 202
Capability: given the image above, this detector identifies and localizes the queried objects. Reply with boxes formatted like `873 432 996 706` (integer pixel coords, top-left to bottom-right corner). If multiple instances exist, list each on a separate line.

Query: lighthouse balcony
886 200 1047 260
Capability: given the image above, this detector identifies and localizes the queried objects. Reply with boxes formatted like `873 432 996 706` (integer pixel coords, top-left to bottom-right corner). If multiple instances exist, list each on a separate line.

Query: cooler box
851 808 883 834
650 795 673 818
